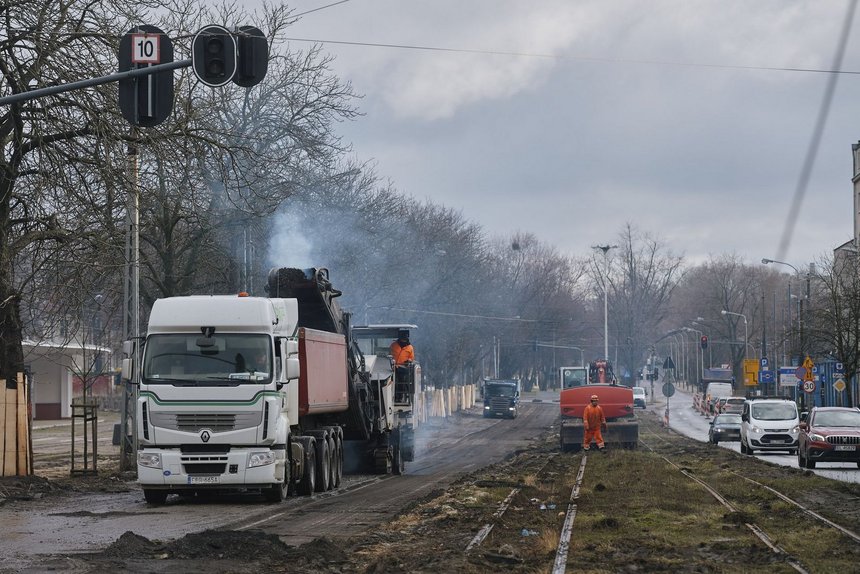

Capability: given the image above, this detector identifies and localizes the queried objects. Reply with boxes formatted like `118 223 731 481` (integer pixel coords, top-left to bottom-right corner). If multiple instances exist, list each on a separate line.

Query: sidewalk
32 409 121 430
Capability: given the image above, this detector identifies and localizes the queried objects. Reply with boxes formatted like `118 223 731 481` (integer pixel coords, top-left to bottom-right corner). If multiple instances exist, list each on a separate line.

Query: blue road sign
760 357 769 368
836 362 844 374
759 371 774 384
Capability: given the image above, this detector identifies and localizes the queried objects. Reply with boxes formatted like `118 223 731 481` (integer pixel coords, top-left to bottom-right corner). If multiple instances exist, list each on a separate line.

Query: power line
283 36 860 76
293 1 353 19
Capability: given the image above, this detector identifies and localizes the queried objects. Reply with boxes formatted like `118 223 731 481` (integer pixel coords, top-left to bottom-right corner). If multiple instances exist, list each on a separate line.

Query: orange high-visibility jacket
390 341 415 365
582 404 606 430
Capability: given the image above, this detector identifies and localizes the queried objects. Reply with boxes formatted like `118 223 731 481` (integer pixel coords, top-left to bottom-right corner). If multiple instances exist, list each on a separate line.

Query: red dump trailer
559 384 639 451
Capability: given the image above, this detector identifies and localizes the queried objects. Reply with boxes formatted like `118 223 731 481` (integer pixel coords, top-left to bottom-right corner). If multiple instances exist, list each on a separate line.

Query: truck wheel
314 436 331 492
331 432 343 488
143 489 168 505
326 435 337 488
297 438 317 495
264 480 288 502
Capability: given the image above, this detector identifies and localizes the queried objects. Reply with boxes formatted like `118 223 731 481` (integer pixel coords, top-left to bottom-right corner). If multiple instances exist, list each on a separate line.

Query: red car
797 407 860 469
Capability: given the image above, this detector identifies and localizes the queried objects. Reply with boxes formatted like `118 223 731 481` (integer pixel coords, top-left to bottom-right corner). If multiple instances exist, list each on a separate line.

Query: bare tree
594 224 684 384
806 252 860 406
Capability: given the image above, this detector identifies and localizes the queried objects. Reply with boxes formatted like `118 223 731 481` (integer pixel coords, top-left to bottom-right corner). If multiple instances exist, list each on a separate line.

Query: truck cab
482 378 520 419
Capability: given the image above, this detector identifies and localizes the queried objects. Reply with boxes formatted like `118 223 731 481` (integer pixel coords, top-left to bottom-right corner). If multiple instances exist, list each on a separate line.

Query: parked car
797 407 860 469
740 397 799 455
709 413 742 444
632 386 647 409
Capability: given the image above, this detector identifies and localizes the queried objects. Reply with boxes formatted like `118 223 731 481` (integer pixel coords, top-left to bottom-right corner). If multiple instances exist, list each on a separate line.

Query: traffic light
192 25 237 87
700 335 708 350
233 26 269 87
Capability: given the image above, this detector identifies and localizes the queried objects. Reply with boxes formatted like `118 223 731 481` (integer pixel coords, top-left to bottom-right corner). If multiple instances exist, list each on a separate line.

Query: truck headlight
138 452 162 469
484 405 490 410
248 451 276 468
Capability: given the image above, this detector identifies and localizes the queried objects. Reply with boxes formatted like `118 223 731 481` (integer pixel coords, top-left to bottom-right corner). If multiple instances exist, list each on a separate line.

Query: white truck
125 267 419 504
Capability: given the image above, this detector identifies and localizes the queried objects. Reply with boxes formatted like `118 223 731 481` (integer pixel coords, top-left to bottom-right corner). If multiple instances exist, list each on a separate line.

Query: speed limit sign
802 379 816 393
131 33 160 64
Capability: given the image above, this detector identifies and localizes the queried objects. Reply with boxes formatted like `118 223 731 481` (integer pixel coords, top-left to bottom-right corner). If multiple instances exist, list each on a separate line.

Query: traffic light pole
0 60 190 107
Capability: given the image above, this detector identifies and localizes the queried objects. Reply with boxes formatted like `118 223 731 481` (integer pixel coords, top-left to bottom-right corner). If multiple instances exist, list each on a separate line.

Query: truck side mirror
120 357 136 384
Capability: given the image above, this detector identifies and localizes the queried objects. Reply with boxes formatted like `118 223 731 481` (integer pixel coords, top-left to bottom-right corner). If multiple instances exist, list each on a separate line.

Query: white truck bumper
137 448 285 490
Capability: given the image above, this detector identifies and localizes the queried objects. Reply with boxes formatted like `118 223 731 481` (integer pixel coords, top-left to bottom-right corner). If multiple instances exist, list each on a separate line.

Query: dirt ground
5 410 860 573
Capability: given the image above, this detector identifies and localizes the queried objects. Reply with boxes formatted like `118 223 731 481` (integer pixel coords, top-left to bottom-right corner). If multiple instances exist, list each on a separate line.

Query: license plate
188 475 219 484
834 445 856 452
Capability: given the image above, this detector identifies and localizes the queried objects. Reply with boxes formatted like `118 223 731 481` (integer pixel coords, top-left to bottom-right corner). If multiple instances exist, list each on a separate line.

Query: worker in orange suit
389 330 414 365
582 394 608 453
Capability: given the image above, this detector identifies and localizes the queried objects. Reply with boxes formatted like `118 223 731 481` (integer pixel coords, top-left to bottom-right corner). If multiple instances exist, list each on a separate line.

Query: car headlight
484 405 490 409
809 432 826 442
138 452 162 469
248 451 276 468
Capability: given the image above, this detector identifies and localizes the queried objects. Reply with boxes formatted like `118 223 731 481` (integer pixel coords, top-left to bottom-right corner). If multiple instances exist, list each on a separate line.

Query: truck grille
827 435 860 445
489 398 510 410
149 411 263 433
182 454 228 475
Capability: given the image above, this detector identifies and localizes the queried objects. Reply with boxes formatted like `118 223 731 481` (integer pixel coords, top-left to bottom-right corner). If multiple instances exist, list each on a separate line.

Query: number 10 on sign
131 34 160 64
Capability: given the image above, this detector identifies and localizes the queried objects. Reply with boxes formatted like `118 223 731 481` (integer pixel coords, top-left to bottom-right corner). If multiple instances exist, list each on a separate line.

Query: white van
704 382 733 414
740 397 800 455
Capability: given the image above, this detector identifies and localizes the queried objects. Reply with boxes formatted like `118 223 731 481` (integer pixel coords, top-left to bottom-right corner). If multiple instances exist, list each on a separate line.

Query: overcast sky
281 0 860 268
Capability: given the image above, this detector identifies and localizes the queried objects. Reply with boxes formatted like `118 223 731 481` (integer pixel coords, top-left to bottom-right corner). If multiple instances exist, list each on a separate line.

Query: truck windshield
143 334 272 384
485 384 516 397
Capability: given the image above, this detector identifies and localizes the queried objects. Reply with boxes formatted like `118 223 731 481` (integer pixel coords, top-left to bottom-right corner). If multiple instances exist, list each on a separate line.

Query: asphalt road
1 391 560 571
655 382 860 484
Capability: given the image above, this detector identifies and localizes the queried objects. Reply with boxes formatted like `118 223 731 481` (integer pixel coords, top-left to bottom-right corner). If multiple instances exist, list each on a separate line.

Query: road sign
743 358 758 386
662 382 676 398
802 379 816 393
834 378 847 392
835 362 844 374
663 356 675 370
131 33 160 64
802 356 814 370
760 357 769 368
759 371 774 384
118 25 174 127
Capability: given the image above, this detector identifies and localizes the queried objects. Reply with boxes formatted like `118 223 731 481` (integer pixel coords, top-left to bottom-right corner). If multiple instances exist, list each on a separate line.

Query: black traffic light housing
192 25 237 87
234 26 269 87
700 335 708 350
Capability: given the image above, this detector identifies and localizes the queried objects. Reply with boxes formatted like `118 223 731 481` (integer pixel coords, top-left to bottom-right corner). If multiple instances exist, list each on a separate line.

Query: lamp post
592 244 617 361
721 309 751 358
683 326 704 387
762 258 809 361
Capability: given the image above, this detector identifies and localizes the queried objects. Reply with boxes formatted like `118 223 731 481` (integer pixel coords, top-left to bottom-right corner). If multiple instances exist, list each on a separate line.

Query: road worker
390 329 415 390
582 394 608 453
389 329 415 366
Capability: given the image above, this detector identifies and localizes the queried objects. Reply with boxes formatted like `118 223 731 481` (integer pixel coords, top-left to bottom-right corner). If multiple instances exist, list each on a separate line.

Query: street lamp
592 244 617 361
721 309 751 358
763 257 812 360
682 326 704 384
